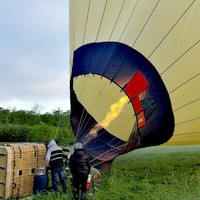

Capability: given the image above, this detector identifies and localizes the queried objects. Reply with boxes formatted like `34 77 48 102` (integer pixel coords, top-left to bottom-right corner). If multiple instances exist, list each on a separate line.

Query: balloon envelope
69 0 200 170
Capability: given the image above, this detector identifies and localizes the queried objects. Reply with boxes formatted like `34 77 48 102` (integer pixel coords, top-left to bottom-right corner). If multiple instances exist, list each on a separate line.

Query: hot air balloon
69 0 200 172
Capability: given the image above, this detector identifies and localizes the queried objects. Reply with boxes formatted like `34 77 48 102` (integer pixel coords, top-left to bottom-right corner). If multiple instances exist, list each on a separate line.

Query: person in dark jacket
69 142 91 200
46 140 67 193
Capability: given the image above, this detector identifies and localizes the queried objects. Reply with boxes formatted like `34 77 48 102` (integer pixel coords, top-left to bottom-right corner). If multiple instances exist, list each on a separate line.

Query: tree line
0 105 75 146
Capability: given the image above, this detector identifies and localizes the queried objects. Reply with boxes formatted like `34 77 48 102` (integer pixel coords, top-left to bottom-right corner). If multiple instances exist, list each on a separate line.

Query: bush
27 124 56 144
54 127 75 147
0 125 30 142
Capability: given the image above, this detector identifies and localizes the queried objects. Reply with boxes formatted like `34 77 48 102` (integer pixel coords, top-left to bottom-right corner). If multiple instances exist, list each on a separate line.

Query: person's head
48 140 56 148
74 142 83 150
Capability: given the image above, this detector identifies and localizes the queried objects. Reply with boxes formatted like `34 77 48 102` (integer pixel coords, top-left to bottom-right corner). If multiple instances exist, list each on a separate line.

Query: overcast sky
0 0 70 113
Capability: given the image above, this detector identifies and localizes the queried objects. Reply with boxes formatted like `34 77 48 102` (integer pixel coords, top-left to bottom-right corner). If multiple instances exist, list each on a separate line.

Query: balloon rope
119 0 139 42
108 0 125 41
173 98 200 112
171 130 200 137
82 0 91 45
77 118 96 141
161 40 200 76
89 143 126 165
170 74 200 109
148 0 195 60
169 73 200 95
86 140 124 159
76 108 88 136
94 0 107 42
176 116 200 126
54 112 66 141
75 107 99 141
132 0 160 47
85 136 122 151
83 137 123 163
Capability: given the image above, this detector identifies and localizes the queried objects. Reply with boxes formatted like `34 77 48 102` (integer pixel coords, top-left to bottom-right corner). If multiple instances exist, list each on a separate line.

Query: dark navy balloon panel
70 42 174 163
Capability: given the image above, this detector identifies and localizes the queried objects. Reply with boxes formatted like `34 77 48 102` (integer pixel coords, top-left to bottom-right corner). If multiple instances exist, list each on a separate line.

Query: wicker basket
0 143 46 199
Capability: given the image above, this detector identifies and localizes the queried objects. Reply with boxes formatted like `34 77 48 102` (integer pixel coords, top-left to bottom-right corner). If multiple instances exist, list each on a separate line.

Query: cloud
0 0 70 113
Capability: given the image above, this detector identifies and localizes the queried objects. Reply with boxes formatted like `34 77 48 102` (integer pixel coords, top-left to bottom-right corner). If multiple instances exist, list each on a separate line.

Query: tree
31 104 44 115
0 108 10 124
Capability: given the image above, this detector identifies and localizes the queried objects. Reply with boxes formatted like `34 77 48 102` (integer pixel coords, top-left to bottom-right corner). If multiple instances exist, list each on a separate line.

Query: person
45 140 67 193
69 142 91 200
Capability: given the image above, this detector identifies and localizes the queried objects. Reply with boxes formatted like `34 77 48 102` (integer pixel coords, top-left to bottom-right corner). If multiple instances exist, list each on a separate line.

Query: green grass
31 145 200 200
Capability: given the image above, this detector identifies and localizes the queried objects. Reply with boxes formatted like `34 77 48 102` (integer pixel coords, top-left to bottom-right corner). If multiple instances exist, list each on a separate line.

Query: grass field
31 145 200 200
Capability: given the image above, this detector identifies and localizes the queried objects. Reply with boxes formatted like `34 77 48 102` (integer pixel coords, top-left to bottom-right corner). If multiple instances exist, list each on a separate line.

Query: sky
0 0 70 113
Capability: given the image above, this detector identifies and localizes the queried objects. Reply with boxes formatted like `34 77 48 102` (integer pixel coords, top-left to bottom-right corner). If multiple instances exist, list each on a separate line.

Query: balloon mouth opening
71 74 137 142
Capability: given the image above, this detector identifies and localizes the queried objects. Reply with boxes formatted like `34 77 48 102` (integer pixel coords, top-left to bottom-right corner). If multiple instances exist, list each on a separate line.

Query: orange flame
89 96 129 136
